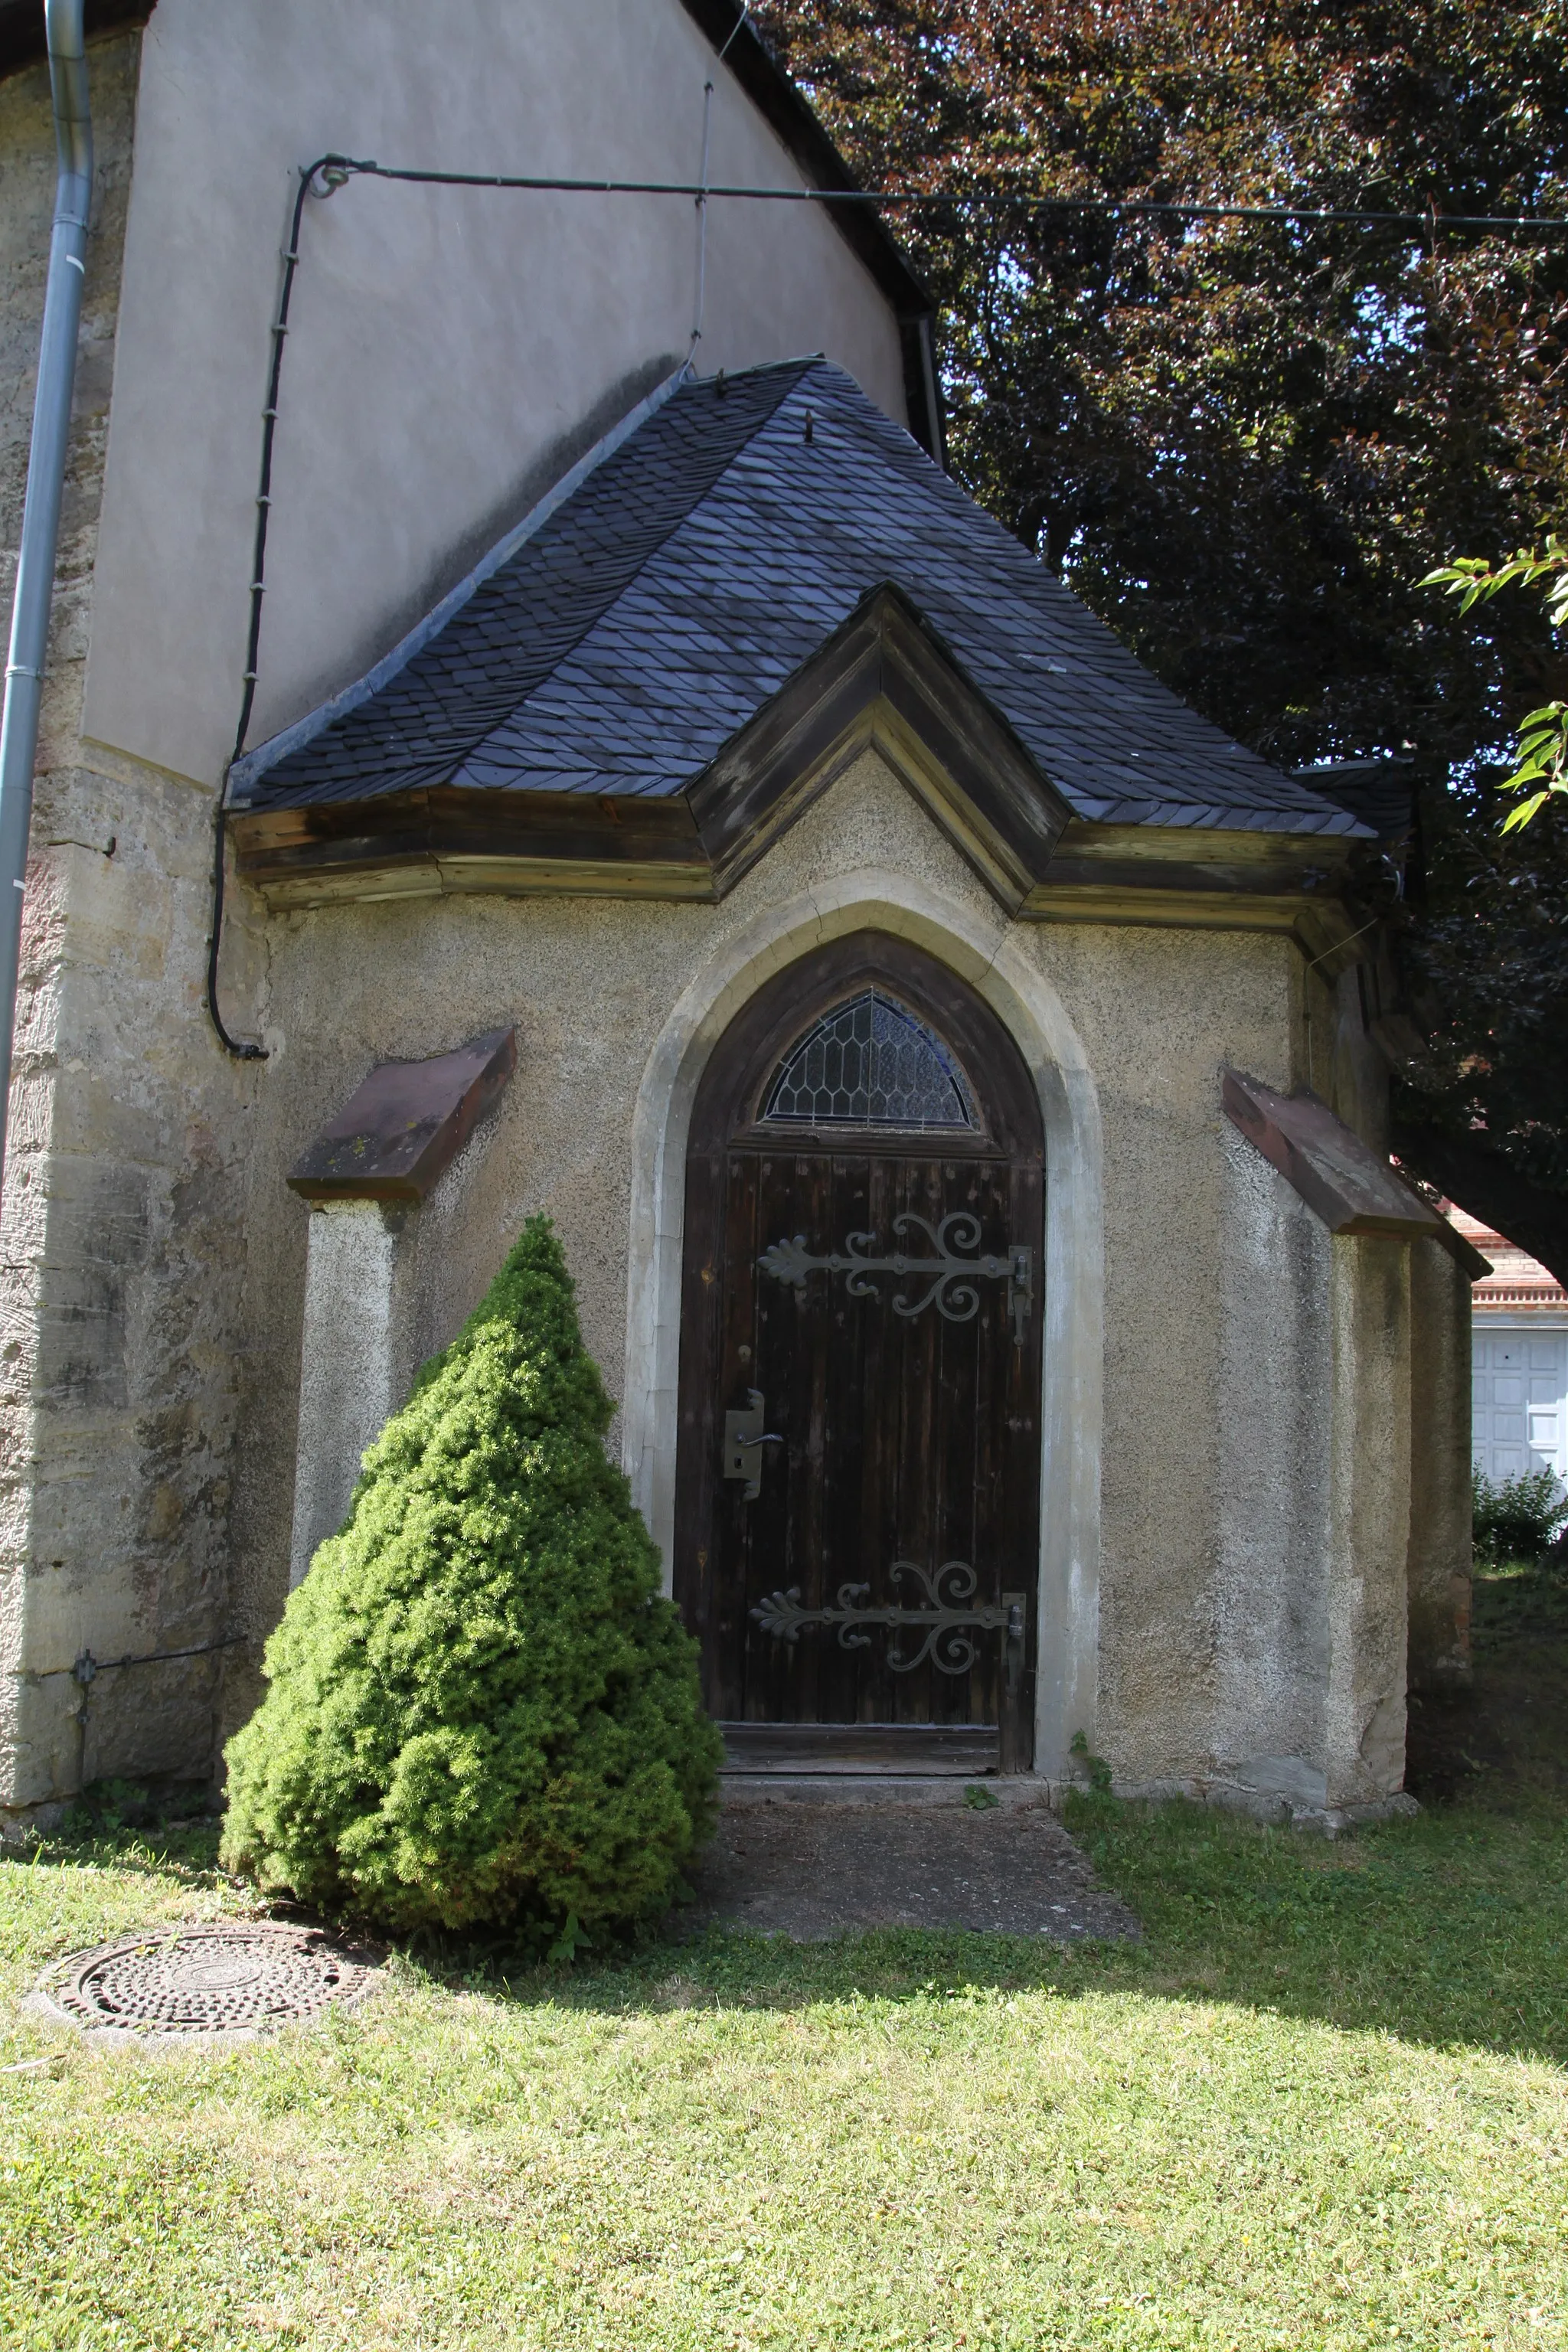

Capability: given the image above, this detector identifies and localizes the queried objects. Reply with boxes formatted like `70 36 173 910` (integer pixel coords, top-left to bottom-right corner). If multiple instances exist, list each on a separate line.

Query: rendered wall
1406 1233 1473 1688
1208 1122 1333 1814
80 0 912 792
219 749 1409 1810
1323 1232 1413 1808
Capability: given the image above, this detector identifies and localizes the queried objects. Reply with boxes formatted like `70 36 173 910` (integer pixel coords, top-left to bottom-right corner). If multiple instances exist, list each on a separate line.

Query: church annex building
0 0 1477 1832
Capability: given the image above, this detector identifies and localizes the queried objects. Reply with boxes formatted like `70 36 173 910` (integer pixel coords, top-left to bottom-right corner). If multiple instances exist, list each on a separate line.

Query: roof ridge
236 359 1370 842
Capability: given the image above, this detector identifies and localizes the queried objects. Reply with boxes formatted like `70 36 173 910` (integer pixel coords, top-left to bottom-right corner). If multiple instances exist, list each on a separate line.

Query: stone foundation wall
0 34 264 1819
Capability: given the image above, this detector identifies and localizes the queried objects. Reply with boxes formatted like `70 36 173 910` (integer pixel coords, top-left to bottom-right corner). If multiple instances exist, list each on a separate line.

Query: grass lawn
1 1567 1565 2350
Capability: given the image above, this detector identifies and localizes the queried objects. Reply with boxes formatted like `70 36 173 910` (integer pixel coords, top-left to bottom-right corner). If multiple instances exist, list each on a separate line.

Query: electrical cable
691 80 715 355
206 162 322 1059
717 2 752 63
206 145 1568 1058
18 1634 248 1682
293 155 1568 235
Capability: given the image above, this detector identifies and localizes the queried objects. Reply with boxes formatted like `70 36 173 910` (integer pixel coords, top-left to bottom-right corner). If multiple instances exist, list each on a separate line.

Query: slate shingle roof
1290 761 1415 844
232 359 1367 840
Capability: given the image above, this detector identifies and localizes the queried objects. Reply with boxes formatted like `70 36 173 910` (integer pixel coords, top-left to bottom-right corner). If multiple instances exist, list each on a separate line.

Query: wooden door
675 935 1044 1772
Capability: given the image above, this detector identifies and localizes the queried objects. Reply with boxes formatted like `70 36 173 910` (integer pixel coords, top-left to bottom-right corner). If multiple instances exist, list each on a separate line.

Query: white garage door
1472 1329 1568 1484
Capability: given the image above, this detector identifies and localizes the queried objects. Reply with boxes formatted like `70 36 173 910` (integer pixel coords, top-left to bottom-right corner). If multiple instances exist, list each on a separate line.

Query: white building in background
1452 1207 1568 1488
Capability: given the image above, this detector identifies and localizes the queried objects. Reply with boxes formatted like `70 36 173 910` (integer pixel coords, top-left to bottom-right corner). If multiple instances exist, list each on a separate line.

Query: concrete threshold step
719 1773 1057 1810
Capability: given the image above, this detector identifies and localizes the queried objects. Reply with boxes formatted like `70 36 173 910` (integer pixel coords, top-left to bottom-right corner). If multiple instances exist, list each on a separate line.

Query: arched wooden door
675 933 1044 1773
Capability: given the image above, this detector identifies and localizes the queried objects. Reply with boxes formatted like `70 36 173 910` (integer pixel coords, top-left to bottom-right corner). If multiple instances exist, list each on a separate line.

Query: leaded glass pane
762 990 975 1129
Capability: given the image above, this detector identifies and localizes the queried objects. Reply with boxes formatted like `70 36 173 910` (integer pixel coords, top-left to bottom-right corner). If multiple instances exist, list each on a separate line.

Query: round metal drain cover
37 1921 381 2038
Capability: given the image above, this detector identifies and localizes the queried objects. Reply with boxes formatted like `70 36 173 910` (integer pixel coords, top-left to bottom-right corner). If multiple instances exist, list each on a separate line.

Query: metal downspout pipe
0 0 91 1204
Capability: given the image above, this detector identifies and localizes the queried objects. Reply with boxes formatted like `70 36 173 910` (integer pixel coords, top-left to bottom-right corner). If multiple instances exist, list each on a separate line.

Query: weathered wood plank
675 933 1044 1769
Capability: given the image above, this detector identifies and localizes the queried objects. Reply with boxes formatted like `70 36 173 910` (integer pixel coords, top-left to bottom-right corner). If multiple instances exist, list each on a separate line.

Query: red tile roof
1446 1205 1567 1311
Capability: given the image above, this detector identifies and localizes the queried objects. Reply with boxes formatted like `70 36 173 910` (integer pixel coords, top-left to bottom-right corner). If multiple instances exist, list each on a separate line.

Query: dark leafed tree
753 0 1568 1279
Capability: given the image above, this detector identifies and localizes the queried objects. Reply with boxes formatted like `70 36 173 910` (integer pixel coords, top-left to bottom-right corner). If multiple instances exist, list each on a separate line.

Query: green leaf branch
1423 538 1568 831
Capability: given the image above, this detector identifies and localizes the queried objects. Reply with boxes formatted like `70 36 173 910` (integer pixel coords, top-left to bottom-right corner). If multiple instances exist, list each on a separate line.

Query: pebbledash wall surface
0 1 1475 1828
241 753 1465 1822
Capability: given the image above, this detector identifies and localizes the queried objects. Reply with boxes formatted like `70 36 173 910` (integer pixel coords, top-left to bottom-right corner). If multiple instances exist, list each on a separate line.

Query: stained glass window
762 990 976 1129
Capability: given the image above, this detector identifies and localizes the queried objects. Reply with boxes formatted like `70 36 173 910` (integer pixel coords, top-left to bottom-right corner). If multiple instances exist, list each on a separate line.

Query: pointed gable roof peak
233 357 1365 858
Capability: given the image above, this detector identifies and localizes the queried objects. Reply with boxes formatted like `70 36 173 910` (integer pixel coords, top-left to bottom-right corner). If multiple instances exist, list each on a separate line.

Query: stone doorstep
716 1774 1422 1829
719 1773 1062 1810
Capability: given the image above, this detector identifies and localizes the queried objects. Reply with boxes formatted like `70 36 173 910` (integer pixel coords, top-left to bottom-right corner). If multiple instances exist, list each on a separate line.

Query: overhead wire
205 149 1568 1057
207 161 320 1060
297 157 1568 236
691 81 716 356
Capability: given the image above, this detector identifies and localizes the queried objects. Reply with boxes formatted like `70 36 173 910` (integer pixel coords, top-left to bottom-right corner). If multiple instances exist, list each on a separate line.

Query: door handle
724 1388 784 1501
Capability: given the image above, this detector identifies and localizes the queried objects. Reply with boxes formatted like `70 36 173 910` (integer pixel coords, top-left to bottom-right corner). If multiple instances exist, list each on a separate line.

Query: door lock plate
724 1387 783 1501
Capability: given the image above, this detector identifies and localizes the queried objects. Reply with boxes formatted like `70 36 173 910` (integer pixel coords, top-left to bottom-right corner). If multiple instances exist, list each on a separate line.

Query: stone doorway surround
621 867 1106 1785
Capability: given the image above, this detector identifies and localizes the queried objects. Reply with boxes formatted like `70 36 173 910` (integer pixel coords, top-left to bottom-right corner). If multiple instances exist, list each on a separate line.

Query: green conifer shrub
1472 1463 1566 1567
220 1216 722 1937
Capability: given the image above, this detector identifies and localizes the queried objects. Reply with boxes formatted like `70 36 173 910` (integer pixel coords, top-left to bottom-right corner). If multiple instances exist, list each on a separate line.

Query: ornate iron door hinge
759 1210 1033 1344
752 1560 1027 1677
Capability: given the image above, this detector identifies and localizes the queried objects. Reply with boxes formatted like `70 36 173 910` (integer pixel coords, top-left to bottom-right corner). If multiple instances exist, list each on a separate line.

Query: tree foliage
754 0 1568 1270
221 1217 722 1939
1424 541 1568 828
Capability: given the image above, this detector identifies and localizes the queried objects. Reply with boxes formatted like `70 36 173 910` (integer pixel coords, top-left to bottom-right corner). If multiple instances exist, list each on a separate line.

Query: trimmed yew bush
220 1216 721 1938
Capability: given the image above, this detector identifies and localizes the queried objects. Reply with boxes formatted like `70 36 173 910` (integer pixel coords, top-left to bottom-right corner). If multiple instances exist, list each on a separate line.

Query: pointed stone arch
622 866 1103 1778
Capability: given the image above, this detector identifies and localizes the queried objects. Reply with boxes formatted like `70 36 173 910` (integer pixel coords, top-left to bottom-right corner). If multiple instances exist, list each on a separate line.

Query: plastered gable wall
220 748 1349 1794
81 0 912 792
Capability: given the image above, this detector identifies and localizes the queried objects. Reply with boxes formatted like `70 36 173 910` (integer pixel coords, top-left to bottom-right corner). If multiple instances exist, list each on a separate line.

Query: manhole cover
35 1921 381 2038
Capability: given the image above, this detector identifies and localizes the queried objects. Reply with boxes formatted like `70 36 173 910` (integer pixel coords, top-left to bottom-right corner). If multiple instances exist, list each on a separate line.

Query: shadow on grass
9 1821 226 1887
15 1566 1566 2067
418 1563 1568 2063
392 1785 1562 2071
19 1794 1566 2067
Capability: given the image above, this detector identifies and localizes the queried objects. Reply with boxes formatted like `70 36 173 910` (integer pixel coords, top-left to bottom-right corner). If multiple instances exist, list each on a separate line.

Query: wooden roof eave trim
231 812 1370 949
685 582 1074 911
229 603 1371 950
229 785 717 907
234 795 1371 950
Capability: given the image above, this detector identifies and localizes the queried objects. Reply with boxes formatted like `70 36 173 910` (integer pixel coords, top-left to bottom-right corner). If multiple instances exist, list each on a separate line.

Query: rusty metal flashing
1223 1068 1491 1279
287 1026 516 1204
